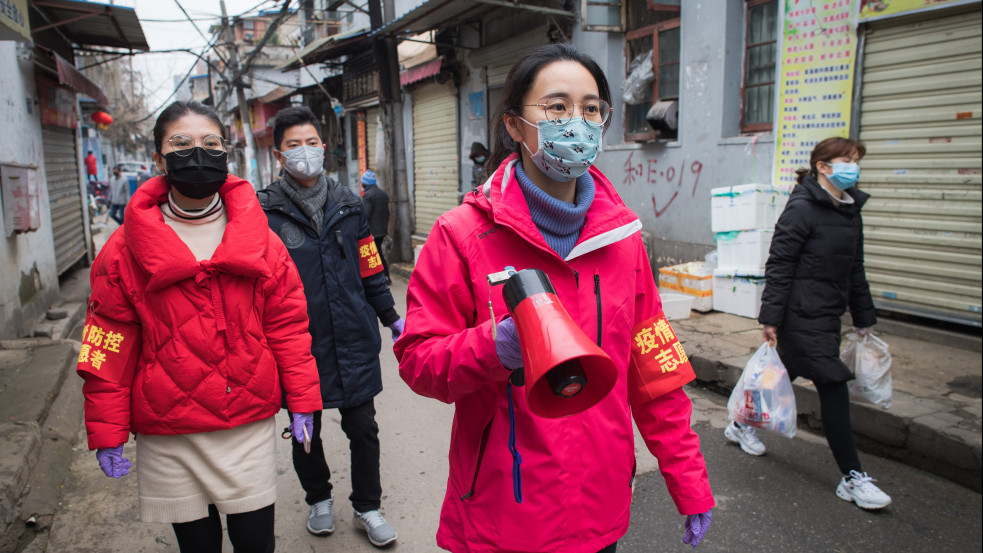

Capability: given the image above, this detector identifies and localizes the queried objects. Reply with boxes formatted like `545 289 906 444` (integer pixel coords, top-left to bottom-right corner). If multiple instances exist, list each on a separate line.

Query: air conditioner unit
646 100 678 135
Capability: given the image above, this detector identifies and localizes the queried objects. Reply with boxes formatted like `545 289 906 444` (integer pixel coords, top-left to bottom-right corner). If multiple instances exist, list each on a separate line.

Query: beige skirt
136 417 277 524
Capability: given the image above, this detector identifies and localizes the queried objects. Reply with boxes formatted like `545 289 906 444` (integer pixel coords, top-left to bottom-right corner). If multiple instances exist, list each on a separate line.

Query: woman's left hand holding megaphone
495 317 523 371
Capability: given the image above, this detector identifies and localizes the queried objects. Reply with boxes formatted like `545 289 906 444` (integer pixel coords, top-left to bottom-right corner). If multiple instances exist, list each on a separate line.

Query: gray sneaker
353 509 397 547
307 497 335 535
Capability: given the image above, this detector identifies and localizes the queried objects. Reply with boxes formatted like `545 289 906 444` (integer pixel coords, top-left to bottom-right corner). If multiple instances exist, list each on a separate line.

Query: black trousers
171 504 274 553
374 236 391 282
290 400 382 511
815 380 863 475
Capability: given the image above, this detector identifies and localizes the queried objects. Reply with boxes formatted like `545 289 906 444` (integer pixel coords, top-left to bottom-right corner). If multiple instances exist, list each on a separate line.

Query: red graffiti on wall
623 152 704 218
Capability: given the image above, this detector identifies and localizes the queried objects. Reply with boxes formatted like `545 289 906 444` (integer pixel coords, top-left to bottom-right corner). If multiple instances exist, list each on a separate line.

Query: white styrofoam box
659 261 713 312
712 268 765 319
710 184 791 233
660 292 694 320
715 229 774 271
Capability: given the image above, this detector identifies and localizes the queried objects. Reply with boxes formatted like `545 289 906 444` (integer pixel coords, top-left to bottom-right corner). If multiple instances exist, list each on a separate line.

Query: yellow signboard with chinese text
0 0 30 42
775 0 857 185
858 0 978 22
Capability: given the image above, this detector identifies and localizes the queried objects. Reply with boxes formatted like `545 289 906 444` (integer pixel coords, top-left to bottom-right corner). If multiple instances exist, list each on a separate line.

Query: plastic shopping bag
842 332 893 408
727 344 797 438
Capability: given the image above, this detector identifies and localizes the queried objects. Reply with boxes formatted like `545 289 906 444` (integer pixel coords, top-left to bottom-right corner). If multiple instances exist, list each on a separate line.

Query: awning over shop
400 57 442 87
29 0 150 51
54 52 109 106
373 0 574 39
257 85 297 104
278 27 371 70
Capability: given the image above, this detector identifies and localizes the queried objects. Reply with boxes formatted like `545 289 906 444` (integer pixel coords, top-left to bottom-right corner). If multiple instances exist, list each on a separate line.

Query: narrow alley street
39 275 981 553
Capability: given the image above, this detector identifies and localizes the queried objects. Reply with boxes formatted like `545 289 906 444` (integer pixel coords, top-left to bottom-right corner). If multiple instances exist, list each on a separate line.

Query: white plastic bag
622 50 654 104
727 344 797 438
842 332 893 408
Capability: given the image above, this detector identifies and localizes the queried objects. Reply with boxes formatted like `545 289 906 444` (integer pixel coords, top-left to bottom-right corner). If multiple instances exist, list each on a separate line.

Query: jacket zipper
594 274 602 347
461 415 495 501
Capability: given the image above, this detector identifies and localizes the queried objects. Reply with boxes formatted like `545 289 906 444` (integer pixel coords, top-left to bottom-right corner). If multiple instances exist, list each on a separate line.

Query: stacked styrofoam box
661 292 695 320
712 268 766 319
659 262 713 312
710 184 790 318
715 229 773 272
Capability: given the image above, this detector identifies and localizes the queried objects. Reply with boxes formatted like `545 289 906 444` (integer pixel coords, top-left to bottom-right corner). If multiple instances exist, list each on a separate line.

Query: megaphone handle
509 367 525 387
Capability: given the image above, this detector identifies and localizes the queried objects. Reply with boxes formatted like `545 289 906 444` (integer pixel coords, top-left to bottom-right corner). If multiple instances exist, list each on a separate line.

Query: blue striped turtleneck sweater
514 162 595 259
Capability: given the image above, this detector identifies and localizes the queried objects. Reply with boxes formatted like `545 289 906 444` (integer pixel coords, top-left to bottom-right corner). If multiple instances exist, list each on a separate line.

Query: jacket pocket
460 414 495 501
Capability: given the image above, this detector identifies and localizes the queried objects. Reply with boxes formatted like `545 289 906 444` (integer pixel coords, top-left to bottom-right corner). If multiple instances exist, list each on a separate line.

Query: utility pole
370 0 412 264
220 0 259 189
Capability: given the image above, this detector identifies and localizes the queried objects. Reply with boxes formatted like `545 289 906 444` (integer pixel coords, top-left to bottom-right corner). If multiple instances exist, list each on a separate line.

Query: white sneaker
724 420 766 456
836 470 892 510
353 509 397 547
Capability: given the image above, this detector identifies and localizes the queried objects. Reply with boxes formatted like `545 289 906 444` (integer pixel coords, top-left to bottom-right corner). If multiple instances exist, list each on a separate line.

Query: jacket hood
464 154 642 261
125 174 271 291
797 174 870 210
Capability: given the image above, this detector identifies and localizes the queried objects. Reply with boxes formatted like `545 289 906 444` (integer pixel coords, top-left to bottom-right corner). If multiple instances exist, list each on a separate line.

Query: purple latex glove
683 509 712 547
854 326 873 337
389 318 405 343
95 445 132 479
495 317 523 371
292 412 314 444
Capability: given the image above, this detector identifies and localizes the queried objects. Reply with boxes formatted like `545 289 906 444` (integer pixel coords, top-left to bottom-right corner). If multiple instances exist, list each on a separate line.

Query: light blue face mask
828 162 860 190
519 117 601 182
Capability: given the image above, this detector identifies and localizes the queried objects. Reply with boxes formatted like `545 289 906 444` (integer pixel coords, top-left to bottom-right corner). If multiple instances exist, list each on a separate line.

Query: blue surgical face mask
519 116 601 181
828 162 860 190
475 155 487 164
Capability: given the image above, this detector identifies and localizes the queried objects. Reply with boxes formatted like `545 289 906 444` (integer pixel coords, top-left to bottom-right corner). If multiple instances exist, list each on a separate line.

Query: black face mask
164 147 229 199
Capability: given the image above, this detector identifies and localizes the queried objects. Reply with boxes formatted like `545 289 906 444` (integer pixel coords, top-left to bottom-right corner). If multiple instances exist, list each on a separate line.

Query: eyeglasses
166 134 227 156
519 97 612 127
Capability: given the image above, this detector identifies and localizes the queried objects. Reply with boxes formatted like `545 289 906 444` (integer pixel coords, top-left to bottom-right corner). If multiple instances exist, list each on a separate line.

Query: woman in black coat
725 137 892 510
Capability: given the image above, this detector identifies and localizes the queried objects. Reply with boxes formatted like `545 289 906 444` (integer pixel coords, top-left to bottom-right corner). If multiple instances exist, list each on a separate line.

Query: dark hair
272 106 323 151
153 101 227 153
796 137 867 184
488 43 612 169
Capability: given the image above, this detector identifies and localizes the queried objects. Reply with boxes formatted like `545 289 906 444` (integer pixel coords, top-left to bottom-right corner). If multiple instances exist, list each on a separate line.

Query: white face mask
281 145 325 180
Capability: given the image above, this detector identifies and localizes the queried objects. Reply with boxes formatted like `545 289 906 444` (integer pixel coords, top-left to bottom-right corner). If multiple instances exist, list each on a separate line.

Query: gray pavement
0 226 980 551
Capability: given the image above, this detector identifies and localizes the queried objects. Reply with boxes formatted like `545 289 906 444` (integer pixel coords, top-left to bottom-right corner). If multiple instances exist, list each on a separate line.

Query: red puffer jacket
395 155 714 553
77 175 322 450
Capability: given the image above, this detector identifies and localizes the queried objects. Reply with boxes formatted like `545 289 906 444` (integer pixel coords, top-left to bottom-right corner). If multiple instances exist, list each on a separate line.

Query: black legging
814 380 863 475
171 504 274 553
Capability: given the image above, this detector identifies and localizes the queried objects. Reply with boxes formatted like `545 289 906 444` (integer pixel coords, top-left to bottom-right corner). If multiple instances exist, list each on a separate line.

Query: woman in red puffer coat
76 100 322 553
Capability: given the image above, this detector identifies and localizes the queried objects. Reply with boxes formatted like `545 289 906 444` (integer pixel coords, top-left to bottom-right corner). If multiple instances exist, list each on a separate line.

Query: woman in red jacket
76 101 322 553
394 44 714 553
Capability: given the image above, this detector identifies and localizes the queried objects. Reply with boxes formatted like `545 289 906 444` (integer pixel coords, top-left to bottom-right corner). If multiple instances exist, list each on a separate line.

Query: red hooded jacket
77 175 322 450
395 156 714 553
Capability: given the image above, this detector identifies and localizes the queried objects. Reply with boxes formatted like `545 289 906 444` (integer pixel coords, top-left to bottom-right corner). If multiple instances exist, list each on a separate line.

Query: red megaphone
503 269 618 418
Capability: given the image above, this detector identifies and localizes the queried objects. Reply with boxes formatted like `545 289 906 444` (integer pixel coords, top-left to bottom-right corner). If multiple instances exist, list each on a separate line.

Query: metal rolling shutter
858 10 982 326
43 125 86 275
470 25 551 88
412 81 458 236
365 105 380 170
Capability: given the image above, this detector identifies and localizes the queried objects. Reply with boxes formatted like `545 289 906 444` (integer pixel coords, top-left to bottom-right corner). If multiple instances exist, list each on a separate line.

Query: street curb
690 354 982 492
0 335 82 537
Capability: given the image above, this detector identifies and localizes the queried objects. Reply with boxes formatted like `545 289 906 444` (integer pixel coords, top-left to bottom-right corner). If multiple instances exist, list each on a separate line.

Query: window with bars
741 0 778 132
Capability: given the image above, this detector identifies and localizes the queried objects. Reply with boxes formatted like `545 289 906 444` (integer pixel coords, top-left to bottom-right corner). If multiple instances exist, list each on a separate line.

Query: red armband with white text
357 236 385 278
627 310 695 405
76 312 141 384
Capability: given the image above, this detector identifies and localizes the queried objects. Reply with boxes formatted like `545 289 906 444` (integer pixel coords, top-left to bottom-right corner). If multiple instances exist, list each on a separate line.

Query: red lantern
91 111 113 125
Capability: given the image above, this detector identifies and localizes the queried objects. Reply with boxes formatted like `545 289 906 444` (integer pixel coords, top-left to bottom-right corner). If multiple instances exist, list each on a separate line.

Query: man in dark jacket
360 169 391 284
258 106 404 547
